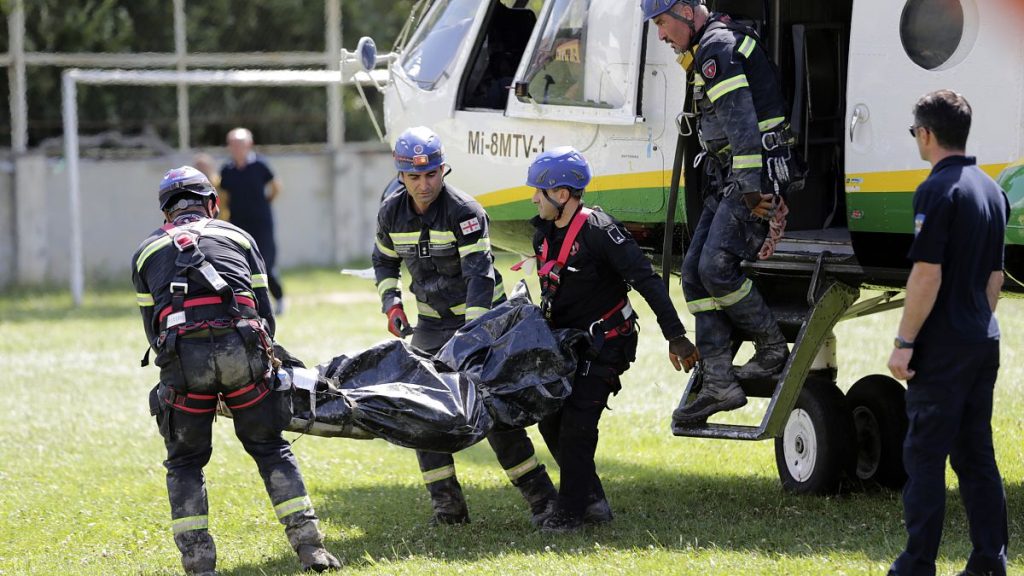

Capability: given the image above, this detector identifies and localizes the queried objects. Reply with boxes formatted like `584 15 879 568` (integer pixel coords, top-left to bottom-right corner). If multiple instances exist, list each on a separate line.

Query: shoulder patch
607 226 626 245
701 57 718 80
914 213 925 236
459 217 482 235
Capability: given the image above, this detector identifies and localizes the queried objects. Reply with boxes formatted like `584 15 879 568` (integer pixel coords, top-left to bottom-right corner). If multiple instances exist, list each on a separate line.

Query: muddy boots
673 354 748 425
516 471 559 527
735 331 789 380
426 476 471 525
175 530 217 576
286 519 341 573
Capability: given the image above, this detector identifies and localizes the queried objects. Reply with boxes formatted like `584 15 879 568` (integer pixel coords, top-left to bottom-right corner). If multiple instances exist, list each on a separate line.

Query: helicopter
355 0 1024 494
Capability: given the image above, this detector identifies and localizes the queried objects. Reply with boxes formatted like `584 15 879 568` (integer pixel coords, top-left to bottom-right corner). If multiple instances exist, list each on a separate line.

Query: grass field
1 255 1020 575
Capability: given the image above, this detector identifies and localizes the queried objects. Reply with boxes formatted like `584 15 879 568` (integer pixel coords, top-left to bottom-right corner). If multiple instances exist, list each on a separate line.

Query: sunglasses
908 124 928 137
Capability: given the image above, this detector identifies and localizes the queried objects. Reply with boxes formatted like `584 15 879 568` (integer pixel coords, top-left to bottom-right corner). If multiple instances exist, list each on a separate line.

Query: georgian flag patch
914 213 925 236
460 217 482 235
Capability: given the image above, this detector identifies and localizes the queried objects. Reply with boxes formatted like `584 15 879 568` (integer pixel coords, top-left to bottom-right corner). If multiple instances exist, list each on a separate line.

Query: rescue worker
887 90 1009 576
644 0 802 424
371 126 558 526
133 167 340 574
522 147 700 532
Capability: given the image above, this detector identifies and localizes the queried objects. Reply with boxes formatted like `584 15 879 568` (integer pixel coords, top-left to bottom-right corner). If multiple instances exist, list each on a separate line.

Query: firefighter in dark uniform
522 147 700 532
371 126 558 526
133 167 340 574
886 90 1008 576
645 0 802 424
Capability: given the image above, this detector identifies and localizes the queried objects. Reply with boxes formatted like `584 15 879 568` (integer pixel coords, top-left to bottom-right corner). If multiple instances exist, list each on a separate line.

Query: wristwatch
894 336 915 349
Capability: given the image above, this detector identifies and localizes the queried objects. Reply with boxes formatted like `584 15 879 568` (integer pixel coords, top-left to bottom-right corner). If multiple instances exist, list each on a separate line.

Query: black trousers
891 340 1008 576
411 316 545 499
155 332 315 538
538 332 637 516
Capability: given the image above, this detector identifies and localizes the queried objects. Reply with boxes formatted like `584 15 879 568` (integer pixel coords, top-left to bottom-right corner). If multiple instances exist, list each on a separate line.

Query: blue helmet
641 0 700 22
525 146 592 192
393 126 446 173
158 165 217 210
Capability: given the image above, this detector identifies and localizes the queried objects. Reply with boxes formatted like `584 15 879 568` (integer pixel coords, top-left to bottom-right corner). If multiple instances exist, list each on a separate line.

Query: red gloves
386 305 413 338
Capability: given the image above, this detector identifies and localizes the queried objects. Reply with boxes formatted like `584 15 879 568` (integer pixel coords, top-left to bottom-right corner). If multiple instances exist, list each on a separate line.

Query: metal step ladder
671 280 860 440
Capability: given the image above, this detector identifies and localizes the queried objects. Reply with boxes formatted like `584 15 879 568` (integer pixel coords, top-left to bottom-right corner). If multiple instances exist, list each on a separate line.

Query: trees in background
1 0 417 148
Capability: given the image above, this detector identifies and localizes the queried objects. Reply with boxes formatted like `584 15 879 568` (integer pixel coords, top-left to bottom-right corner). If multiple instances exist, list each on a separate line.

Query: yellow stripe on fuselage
472 162 1013 210
476 170 671 208
846 163 1009 193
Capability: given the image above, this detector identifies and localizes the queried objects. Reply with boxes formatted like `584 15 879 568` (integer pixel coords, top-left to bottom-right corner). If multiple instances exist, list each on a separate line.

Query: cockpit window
401 0 479 91
516 0 630 109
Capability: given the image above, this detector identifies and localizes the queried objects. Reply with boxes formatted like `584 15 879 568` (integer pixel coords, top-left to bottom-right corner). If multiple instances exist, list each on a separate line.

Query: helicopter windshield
401 0 479 90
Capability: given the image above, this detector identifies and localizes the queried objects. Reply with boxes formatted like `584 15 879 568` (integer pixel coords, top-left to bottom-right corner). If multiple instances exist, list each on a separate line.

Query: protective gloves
668 334 700 372
386 304 413 338
742 191 776 220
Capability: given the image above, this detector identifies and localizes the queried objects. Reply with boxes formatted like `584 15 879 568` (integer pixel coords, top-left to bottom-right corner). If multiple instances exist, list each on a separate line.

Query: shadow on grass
219 463 1024 575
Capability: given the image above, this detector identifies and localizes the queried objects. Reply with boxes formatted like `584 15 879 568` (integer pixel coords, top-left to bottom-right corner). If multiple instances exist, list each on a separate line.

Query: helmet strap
541 188 568 221
665 4 699 50
206 197 220 219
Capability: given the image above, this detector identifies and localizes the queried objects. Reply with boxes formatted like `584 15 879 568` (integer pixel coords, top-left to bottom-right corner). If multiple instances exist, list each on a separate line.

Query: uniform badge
460 217 481 235
914 213 925 236
607 226 626 245
701 58 717 80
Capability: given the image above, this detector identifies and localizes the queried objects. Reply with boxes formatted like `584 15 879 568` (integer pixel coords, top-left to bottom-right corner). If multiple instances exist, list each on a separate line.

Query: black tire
774 377 856 495
846 374 908 490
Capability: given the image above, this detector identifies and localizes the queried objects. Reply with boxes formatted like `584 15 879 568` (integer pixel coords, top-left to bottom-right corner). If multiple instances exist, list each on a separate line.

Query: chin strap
541 189 568 221
665 6 699 51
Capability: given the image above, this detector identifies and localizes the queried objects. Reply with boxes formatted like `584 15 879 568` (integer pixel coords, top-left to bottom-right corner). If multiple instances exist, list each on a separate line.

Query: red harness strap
539 206 592 269
595 299 634 342
221 380 271 411
158 295 257 325
163 390 218 414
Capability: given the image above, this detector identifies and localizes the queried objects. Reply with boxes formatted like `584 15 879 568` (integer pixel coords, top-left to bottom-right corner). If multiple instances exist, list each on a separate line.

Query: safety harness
146 218 273 414
514 207 636 356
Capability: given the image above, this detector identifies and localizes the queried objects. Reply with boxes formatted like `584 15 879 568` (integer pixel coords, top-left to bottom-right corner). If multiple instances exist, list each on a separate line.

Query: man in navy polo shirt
220 127 286 313
887 90 1009 576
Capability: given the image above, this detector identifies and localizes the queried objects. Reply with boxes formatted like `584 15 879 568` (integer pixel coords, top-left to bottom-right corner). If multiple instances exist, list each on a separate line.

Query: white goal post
61 66 389 305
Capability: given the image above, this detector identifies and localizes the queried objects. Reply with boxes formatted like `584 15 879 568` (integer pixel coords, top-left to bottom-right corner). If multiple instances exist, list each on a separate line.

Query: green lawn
1 256 1020 575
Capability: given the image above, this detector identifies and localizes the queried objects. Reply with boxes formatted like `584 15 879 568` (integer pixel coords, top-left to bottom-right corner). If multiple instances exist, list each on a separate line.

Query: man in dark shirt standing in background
221 127 286 314
887 90 1009 576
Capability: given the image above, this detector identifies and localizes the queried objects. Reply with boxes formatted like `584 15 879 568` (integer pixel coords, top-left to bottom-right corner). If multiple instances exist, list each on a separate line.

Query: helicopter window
516 0 622 109
460 2 539 110
899 0 975 71
401 0 479 90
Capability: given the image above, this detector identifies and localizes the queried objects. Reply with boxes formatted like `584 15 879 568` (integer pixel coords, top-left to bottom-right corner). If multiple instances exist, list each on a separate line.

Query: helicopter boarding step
671 280 860 441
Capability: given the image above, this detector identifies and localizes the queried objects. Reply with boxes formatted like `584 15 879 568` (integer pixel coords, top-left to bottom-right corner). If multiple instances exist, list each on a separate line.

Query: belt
158 295 258 330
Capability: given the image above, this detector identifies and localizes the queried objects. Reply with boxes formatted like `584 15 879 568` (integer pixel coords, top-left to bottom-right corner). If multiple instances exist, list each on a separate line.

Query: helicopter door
845 0 1019 266
506 0 645 125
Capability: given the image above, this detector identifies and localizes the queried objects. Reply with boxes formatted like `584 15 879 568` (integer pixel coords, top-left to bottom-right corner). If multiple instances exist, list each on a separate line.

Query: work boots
735 334 789 380
673 355 747 425
540 507 584 534
583 496 614 525
426 477 471 525
285 519 342 572
174 530 217 576
516 471 558 527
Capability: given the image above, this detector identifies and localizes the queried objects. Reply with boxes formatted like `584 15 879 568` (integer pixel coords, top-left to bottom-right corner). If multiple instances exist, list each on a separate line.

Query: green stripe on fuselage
845 191 915 234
